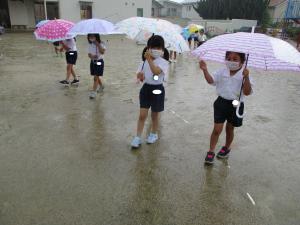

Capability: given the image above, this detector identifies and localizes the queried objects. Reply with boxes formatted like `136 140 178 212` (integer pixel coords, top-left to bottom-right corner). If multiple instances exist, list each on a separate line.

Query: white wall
59 0 152 23
191 19 257 33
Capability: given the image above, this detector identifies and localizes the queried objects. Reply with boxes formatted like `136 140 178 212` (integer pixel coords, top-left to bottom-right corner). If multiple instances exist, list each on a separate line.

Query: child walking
199 51 254 165
131 35 169 148
87 33 106 99
59 38 79 86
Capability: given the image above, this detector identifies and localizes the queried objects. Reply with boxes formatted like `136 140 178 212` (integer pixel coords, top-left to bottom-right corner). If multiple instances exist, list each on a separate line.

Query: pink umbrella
192 32 300 72
34 19 75 42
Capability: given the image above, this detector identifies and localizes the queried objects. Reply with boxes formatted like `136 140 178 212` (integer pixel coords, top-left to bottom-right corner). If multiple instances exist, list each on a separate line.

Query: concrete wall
182 4 200 19
191 19 257 34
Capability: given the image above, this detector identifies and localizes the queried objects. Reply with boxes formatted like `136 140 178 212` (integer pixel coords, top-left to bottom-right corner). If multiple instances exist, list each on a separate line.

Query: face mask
150 49 163 59
225 60 241 71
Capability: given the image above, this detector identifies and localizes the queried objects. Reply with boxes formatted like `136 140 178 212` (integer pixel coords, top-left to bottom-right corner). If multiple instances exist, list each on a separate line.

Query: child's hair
141 35 169 61
148 35 165 49
225 51 246 64
87 33 101 44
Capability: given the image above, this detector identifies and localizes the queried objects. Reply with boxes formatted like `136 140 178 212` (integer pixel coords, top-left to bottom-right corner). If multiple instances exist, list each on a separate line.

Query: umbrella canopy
188 24 204 33
116 17 188 53
67 18 117 36
115 17 182 39
35 20 49 28
135 30 189 53
192 32 300 72
34 19 75 42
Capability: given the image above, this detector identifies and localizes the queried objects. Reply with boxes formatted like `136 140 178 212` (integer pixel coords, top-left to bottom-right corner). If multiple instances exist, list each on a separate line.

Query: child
53 41 63 57
87 33 106 99
188 30 199 50
59 38 79 86
199 51 253 165
170 50 177 63
131 35 169 148
197 29 207 47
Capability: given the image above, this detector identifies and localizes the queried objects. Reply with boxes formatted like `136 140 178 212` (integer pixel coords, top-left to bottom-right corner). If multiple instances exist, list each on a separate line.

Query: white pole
44 0 48 20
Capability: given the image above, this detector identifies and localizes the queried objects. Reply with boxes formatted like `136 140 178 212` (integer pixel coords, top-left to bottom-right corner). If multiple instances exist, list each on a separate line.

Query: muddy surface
0 33 300 225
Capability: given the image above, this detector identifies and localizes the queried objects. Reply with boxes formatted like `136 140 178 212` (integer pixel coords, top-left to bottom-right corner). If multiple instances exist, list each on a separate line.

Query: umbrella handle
235 104 245 119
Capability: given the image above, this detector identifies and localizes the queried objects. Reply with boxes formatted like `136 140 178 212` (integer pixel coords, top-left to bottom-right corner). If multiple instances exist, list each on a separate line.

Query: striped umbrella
192 32 300 72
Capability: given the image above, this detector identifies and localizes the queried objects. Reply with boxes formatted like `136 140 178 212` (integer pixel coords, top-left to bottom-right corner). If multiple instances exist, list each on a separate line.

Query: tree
193 0 270 24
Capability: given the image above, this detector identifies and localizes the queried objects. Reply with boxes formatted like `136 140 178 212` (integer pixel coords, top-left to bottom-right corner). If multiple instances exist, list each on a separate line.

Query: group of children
188 29 207 50
55 33 253 165
130 35 253 165
56 33 105 99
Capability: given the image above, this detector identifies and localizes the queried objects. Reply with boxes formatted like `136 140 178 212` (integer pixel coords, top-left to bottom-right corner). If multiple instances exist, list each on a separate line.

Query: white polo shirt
211 68 254 102
88 42 106 60
62 38 77 52
137 57 169 85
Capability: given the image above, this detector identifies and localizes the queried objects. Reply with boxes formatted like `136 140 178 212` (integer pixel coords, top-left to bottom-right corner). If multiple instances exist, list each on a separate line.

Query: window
80 3 92 19
152 8 154 16
137 8 143 17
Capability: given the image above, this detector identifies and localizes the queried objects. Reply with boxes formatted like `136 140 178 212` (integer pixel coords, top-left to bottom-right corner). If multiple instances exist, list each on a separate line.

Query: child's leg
225 122 234 149
66 64 72 80
137 108 149 137
151 111 159 133
174 52 177 60
54 47 58 55
70 65 76 79
209 123 224 152
93 76 99 91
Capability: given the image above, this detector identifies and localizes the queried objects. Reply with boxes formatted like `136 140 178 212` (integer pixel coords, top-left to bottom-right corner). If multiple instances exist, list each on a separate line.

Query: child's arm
60 41 70 51
199 60 214 84
96 42 105 54
144 50 162 75
242 68 252 96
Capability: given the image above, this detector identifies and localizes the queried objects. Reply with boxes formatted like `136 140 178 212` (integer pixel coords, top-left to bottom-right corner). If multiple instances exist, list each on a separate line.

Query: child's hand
199 60 207 71
137 72 145 82
243 68 250 78
144 50 152 61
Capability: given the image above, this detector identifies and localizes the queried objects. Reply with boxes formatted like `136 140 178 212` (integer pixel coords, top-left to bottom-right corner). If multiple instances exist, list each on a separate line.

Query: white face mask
225 60 241 71
150 49 163 59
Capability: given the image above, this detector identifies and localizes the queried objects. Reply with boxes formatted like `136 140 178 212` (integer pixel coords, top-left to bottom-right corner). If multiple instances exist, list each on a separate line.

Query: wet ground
0 33 300 225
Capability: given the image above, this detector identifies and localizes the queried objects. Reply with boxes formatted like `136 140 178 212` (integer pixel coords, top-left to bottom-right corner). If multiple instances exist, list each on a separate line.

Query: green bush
286 27 300 40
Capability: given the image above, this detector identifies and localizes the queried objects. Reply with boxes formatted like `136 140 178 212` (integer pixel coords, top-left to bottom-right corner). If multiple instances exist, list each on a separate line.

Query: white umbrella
116 17 188 53
67 18 118 36
135 30 189 53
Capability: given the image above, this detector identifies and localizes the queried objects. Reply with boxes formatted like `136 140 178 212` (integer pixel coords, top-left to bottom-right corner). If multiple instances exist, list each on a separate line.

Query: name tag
97 62 102 66
69 52 74 55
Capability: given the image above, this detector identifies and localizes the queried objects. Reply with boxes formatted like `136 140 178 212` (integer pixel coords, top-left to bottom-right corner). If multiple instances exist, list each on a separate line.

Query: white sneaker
146 133 158 144
131 136 142 148
173 60 177 63
96 84 104 93
89 91 96 99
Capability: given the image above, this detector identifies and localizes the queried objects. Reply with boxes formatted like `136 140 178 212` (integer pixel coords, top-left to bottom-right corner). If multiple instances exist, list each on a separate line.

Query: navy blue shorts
65 51 77 65
214 96 244 127
90 59 104 76
140 83 165 112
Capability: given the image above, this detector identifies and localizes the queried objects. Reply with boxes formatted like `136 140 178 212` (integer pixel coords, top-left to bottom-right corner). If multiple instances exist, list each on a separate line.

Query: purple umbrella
192 32 300 72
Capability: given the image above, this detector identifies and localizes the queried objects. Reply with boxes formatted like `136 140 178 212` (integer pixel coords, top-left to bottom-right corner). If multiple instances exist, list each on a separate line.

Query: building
151 0 163 17
181 0 201 19
268 0 289 22
157 0 182 17
2 0 151 29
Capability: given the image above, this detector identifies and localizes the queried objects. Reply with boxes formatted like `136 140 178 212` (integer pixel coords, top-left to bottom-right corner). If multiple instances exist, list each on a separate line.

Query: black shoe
59 80 69 85
71 79 80 85
205 152 215 165
217 146 231 159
